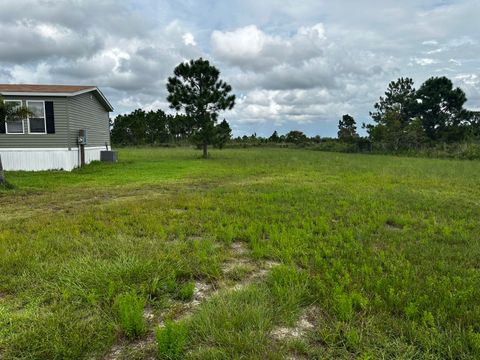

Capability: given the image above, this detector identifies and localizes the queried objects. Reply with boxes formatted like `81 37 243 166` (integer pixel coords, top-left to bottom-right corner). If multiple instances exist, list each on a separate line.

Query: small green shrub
345 328 360 349
333 287 353 321
404 302 419 319
421 310 436 329
351 291 369 311
330 285 368 322
146 273 178 300
114 292 146 339
357 352 375 360
156 320 188 360
176 282 195 301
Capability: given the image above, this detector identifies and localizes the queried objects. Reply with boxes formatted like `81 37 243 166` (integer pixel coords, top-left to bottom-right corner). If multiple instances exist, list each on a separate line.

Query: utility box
100 150 118 163
78 129 88 145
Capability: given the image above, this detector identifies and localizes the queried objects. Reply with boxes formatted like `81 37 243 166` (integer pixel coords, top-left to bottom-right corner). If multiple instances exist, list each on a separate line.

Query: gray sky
1 0 479 137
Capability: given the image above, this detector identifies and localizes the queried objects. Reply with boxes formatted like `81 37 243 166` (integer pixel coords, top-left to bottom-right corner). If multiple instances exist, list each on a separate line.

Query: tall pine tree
166 58 236 158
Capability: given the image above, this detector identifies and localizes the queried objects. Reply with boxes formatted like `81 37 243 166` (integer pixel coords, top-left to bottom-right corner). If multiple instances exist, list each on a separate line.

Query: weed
114 292 146 339
333 287 354 321
155 320 188 360
175 282 195 301
345 328 360 349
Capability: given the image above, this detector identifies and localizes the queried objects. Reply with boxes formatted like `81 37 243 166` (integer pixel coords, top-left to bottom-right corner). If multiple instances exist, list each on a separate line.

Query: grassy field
1 148 480 359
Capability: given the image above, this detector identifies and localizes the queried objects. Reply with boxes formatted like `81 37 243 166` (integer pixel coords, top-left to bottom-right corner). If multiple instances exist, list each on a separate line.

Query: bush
114 292 146 339
332 287 368 321
175 282 195 301
156 320 188 360
333 287 354 321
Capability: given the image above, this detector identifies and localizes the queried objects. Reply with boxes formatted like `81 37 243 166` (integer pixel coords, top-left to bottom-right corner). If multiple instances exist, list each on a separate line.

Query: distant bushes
111 136 480 160
404 142 480 160
362 140 480 160
225 137 480 160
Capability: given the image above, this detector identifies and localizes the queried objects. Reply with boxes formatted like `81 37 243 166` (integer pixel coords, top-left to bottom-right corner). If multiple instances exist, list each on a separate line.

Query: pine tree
337 114 358 142
166 58 235 158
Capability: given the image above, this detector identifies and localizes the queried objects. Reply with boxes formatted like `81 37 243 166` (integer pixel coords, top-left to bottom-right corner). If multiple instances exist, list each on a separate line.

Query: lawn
1 148 479 359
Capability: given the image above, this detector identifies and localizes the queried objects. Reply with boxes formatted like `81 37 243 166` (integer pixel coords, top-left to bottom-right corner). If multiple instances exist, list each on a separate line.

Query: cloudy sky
1 0 479 137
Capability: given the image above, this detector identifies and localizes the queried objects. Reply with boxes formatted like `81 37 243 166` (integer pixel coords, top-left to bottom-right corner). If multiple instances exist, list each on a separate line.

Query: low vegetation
114 292 146 339
1 148 479 359
155 320 188 360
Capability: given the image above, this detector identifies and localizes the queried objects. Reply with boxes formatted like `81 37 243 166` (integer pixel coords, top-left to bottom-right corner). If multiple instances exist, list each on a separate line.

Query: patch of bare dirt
271 306 317 341
230 241 249 256
222 257 253 273
143 306 155 322
191 281 213 307
104 344 123 360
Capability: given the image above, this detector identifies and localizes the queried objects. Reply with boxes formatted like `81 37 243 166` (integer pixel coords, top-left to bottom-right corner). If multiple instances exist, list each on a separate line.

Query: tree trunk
202 142 208 158
0 155 5 185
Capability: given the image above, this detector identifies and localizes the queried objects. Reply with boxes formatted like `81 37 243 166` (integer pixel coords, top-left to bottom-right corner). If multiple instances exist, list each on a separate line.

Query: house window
27 101 46 134
5 100 24 134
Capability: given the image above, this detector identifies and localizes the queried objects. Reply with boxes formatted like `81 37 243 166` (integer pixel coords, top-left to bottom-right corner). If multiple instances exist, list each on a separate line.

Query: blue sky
0 0 479 137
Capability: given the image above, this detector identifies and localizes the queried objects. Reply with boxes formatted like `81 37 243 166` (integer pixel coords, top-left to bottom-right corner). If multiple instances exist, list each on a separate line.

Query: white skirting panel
0 147 104 171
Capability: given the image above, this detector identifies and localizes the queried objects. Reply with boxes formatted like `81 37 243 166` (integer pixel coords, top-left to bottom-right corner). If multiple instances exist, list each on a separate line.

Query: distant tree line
229 131 325 148
111 108 232 149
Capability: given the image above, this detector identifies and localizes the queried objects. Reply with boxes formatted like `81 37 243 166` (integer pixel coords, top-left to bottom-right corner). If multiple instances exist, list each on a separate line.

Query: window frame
26 100 47 135
4 99 25 135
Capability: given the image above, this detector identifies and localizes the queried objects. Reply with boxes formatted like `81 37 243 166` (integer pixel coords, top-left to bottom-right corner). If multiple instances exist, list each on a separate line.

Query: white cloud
212 25 272 64
211 23 327 71
413 57 438 66
298 23 326 40
182 32 196 46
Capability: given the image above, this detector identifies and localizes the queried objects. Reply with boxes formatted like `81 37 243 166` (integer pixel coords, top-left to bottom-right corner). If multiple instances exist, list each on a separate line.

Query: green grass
188 286 274 359
114 292 146 339
0 147 479 359
156 320 188 360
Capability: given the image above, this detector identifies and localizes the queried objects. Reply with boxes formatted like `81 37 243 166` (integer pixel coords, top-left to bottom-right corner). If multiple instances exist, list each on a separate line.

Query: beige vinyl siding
0 96 69 148
68 93 110 148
